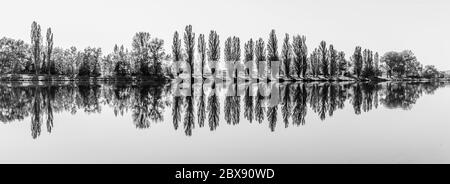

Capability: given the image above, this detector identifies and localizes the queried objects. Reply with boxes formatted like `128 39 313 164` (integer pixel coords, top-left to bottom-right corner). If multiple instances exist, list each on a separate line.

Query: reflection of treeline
0 81 447 138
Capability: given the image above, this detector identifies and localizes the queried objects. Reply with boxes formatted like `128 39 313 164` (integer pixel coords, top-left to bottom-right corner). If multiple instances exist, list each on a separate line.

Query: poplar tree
183 25 195 80
197 34 206 78
31 21 42 77
45 28 54 76
244 39 254 76
328 44 337 77
318 41 328 77
172 31 182 76
254 38 266 78
281 33 291 78
207 30 220 75
352 46 363 78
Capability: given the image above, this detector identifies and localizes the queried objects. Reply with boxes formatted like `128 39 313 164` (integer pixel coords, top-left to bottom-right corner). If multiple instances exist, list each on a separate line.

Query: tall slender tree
374 52 380 76
183 25 195 81
293 35 308 78
224 37 233 62
328 44 337 77
45 28 53 76
254 38 266 79
172 31 182 76
197 34 206 79
31 21 42 77
281 33 291 78
132 32 151 76
352 46 363 78
337 51 347 76
149 38 165 77
244 39 254 76
300 36 308 78
232 36 241 81
267 29 279 71
318 41 328 77
207 30 220 75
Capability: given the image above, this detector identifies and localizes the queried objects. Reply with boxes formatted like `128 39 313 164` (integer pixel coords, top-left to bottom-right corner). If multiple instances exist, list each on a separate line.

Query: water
0 81 449 163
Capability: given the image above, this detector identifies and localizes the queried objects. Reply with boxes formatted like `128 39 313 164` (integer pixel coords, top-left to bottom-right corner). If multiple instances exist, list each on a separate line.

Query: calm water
0 81 449 163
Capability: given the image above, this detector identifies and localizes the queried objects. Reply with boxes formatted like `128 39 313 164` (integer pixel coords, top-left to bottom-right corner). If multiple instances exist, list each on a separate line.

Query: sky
1 0 449 70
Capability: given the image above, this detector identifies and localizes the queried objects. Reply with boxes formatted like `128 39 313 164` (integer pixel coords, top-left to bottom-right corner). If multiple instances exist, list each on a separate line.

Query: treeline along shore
1 22 448 83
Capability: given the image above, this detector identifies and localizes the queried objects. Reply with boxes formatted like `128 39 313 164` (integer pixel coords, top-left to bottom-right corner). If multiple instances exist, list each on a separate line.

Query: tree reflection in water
0 81 447 139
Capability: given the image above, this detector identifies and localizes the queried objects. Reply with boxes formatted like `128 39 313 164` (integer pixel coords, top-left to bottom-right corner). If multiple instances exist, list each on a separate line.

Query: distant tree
91 48 102 76
132 32 151 76
281 33 292 78
207 30 220 75
149 38 165 77
402 50 420 77
362 49 375 78
113 45 130 76
300 36 308 78
318 41 328 77
0 38 29 75
172 31 182 76
267 29 279 66
328 44 338 77
352 46 363 78
243 39 254 76
45 28 54 76
254 38 266 78
197 34 206 78
224 37 233 62
292 35 307 78
381 51 404 78
337 51 347 76
183 25 195 80
422 65 439 78
232 36 241 80
374 52 380 76
30 21 42 77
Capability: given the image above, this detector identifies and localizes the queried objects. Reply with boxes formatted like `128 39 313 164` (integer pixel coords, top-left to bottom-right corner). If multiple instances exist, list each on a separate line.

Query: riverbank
1 74 448 83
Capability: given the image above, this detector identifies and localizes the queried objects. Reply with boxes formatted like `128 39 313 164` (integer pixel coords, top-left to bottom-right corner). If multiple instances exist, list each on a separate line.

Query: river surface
0 81 449 163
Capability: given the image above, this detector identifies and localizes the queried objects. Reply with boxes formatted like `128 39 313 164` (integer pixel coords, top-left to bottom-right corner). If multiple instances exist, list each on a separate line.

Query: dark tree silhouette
30 21 42 77
329 44 338 77
255 38 266 79
183 25 195 81
172 31 182 76
198 34 206 79
184 88 195 136
267 29 279 65
281 33 292 78
244 39 254 77
319 41 328 77
207 30 220 75
281 84 291 127
337 51 347 76
45 28 54 76
353 46 363 78
255 86 265 124
149 38 165 77
197 84 206 127
244 85 254 123
207 82 220 130
232 36 241 81
132 32 151 76
292 35 307 78
292 84 307 126
172 95 183 130
352 83 362 114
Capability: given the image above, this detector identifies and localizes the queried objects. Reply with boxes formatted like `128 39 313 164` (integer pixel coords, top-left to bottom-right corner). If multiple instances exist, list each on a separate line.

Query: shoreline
0 74 448 83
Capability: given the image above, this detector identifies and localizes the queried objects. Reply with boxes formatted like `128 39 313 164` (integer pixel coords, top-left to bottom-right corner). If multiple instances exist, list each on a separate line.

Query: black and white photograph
0 0 449 181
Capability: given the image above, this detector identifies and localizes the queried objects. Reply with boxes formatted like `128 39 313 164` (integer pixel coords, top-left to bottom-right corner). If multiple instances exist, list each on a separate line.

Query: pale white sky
1 0 449 69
